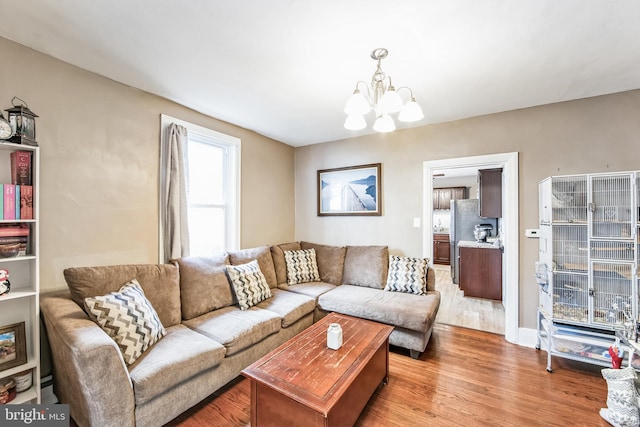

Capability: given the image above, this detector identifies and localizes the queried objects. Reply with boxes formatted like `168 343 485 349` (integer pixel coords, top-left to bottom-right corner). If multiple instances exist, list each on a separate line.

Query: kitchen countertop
458 240 501 249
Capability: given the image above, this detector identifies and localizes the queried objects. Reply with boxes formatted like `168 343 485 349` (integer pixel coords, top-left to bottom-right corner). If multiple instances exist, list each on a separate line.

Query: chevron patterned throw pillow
226 260 272 310
384 255 428 295
284 249 321 285
84 279 166 365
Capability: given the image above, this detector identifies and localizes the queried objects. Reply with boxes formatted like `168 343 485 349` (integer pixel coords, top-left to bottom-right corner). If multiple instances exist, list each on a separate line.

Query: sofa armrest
41 292 135 427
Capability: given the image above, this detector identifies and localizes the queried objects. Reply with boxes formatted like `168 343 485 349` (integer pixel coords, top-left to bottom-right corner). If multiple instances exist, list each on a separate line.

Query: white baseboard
517 327 539 349
41 375 59 404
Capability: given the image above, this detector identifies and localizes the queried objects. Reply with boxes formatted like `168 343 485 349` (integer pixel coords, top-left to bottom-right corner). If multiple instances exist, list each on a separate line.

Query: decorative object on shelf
327 323 343 350
0 244 20 259
12 369 32 393
0 269 9 296
5 97 38 146
343 48 423 133
0 377 16 404
0 112 14 141
317 163 381 216
0 321 27 372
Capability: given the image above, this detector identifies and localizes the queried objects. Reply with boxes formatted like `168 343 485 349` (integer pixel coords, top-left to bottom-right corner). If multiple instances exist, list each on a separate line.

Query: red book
10 150 32 185
3 185 15 220
19 186 33 219
0 224 29 237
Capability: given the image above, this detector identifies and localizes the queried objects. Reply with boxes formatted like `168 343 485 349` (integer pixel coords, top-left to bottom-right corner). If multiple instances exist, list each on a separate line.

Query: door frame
423 152 519 344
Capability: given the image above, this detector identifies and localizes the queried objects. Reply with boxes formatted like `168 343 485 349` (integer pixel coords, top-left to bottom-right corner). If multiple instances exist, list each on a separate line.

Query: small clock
0 113 13 141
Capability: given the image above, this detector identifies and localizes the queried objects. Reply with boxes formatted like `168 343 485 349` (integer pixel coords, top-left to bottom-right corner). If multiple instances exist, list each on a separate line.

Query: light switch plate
413 217 421 228
525 229 539 238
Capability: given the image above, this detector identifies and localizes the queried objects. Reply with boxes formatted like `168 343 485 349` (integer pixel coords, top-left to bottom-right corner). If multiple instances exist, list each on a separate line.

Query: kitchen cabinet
433 234 450 265
459 245 502 300
433 187 467 210
478 168 502 218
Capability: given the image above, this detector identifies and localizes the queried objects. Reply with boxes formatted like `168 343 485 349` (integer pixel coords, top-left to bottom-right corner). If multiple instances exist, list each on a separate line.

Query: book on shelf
0 223 30 237
10 150 32 186
15 185 20 219
20 185 33 219
3 184 16 220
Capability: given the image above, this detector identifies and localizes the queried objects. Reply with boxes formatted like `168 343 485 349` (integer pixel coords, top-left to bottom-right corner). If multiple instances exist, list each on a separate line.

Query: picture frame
0 321 27 373
317 163 382 216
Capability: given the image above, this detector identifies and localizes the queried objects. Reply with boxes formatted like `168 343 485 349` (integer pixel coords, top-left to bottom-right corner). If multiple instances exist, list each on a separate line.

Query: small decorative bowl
0 243 20 258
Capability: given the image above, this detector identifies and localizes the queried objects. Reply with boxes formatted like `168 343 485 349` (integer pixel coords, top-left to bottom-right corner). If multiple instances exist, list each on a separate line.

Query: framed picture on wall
0 321 27 373
317 163 382 216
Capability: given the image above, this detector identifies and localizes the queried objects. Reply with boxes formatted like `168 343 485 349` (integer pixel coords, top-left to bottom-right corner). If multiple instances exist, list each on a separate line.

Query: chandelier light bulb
344 114 367 131
379 85 403 114
344 89 370 116
373 114 395 133
398 97 424 123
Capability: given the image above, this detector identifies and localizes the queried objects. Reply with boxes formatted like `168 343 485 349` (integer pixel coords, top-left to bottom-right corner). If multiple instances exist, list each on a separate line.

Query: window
160 115 240 260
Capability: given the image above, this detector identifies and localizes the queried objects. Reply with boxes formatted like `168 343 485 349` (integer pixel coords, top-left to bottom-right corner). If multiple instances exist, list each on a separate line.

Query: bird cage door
589 173 634 239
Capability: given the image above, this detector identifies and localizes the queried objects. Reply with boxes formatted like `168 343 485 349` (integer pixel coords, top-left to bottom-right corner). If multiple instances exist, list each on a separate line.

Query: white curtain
163 123 190 261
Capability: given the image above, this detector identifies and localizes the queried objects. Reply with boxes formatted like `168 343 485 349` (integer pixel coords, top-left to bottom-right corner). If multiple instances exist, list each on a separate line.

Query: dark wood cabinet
433 187 467 210
433 234 451 265
459 246 502 300
478 168 502 218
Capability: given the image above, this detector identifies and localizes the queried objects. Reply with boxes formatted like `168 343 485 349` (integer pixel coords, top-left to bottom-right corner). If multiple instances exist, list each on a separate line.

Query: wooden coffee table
241 312 394 427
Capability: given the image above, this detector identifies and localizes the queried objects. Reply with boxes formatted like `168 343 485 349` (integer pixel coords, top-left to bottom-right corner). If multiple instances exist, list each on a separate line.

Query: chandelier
344 48 424 133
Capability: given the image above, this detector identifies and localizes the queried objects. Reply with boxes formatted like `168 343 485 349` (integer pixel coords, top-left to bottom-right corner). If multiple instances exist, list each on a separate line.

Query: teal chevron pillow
284 249 321 285
384 255 428 295
226 260 272 310
84 279 166 365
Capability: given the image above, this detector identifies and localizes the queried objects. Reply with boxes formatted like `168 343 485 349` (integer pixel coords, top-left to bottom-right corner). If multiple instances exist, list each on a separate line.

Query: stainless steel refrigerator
449 199 498 284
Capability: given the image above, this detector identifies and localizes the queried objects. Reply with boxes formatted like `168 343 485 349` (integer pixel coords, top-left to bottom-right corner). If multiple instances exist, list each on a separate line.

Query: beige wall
0 37 295 292
295 89 640 329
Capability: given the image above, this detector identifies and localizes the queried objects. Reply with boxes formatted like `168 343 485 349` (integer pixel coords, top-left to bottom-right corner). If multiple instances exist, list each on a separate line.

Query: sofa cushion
426 266 436 292
64 263 181 327
284 249 321 285
183 306 281 356
300 242 346 286
228 245 278 288
174 255 233 320
256 289 316 328
342 245 389 289
84 279 166 365
384 255 429 295
318 284 440 333
226 260 273 310
271 242 301 285
129 324 226 405
277 282 337 300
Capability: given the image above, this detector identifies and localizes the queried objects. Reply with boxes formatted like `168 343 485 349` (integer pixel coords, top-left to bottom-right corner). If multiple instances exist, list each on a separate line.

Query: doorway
423 152 519 344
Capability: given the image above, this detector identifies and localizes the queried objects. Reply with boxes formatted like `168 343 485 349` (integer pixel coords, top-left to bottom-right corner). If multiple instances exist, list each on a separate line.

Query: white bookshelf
0 142 39 403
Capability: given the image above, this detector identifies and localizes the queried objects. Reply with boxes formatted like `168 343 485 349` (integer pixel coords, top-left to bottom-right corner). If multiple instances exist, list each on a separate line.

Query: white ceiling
1 1 639 147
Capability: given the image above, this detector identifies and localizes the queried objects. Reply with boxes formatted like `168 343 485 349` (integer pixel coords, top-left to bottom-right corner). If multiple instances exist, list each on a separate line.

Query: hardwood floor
433 264 506 335
166 324 610 427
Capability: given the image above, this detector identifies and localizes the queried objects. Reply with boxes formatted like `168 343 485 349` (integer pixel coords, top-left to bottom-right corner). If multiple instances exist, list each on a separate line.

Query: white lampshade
373 114 396 133
378 86 403 114
344 114 367 131
344 90 370 116
398 98 424 123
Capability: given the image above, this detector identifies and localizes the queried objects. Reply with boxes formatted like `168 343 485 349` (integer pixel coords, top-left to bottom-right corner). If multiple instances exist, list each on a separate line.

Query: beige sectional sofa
40 242 440 427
